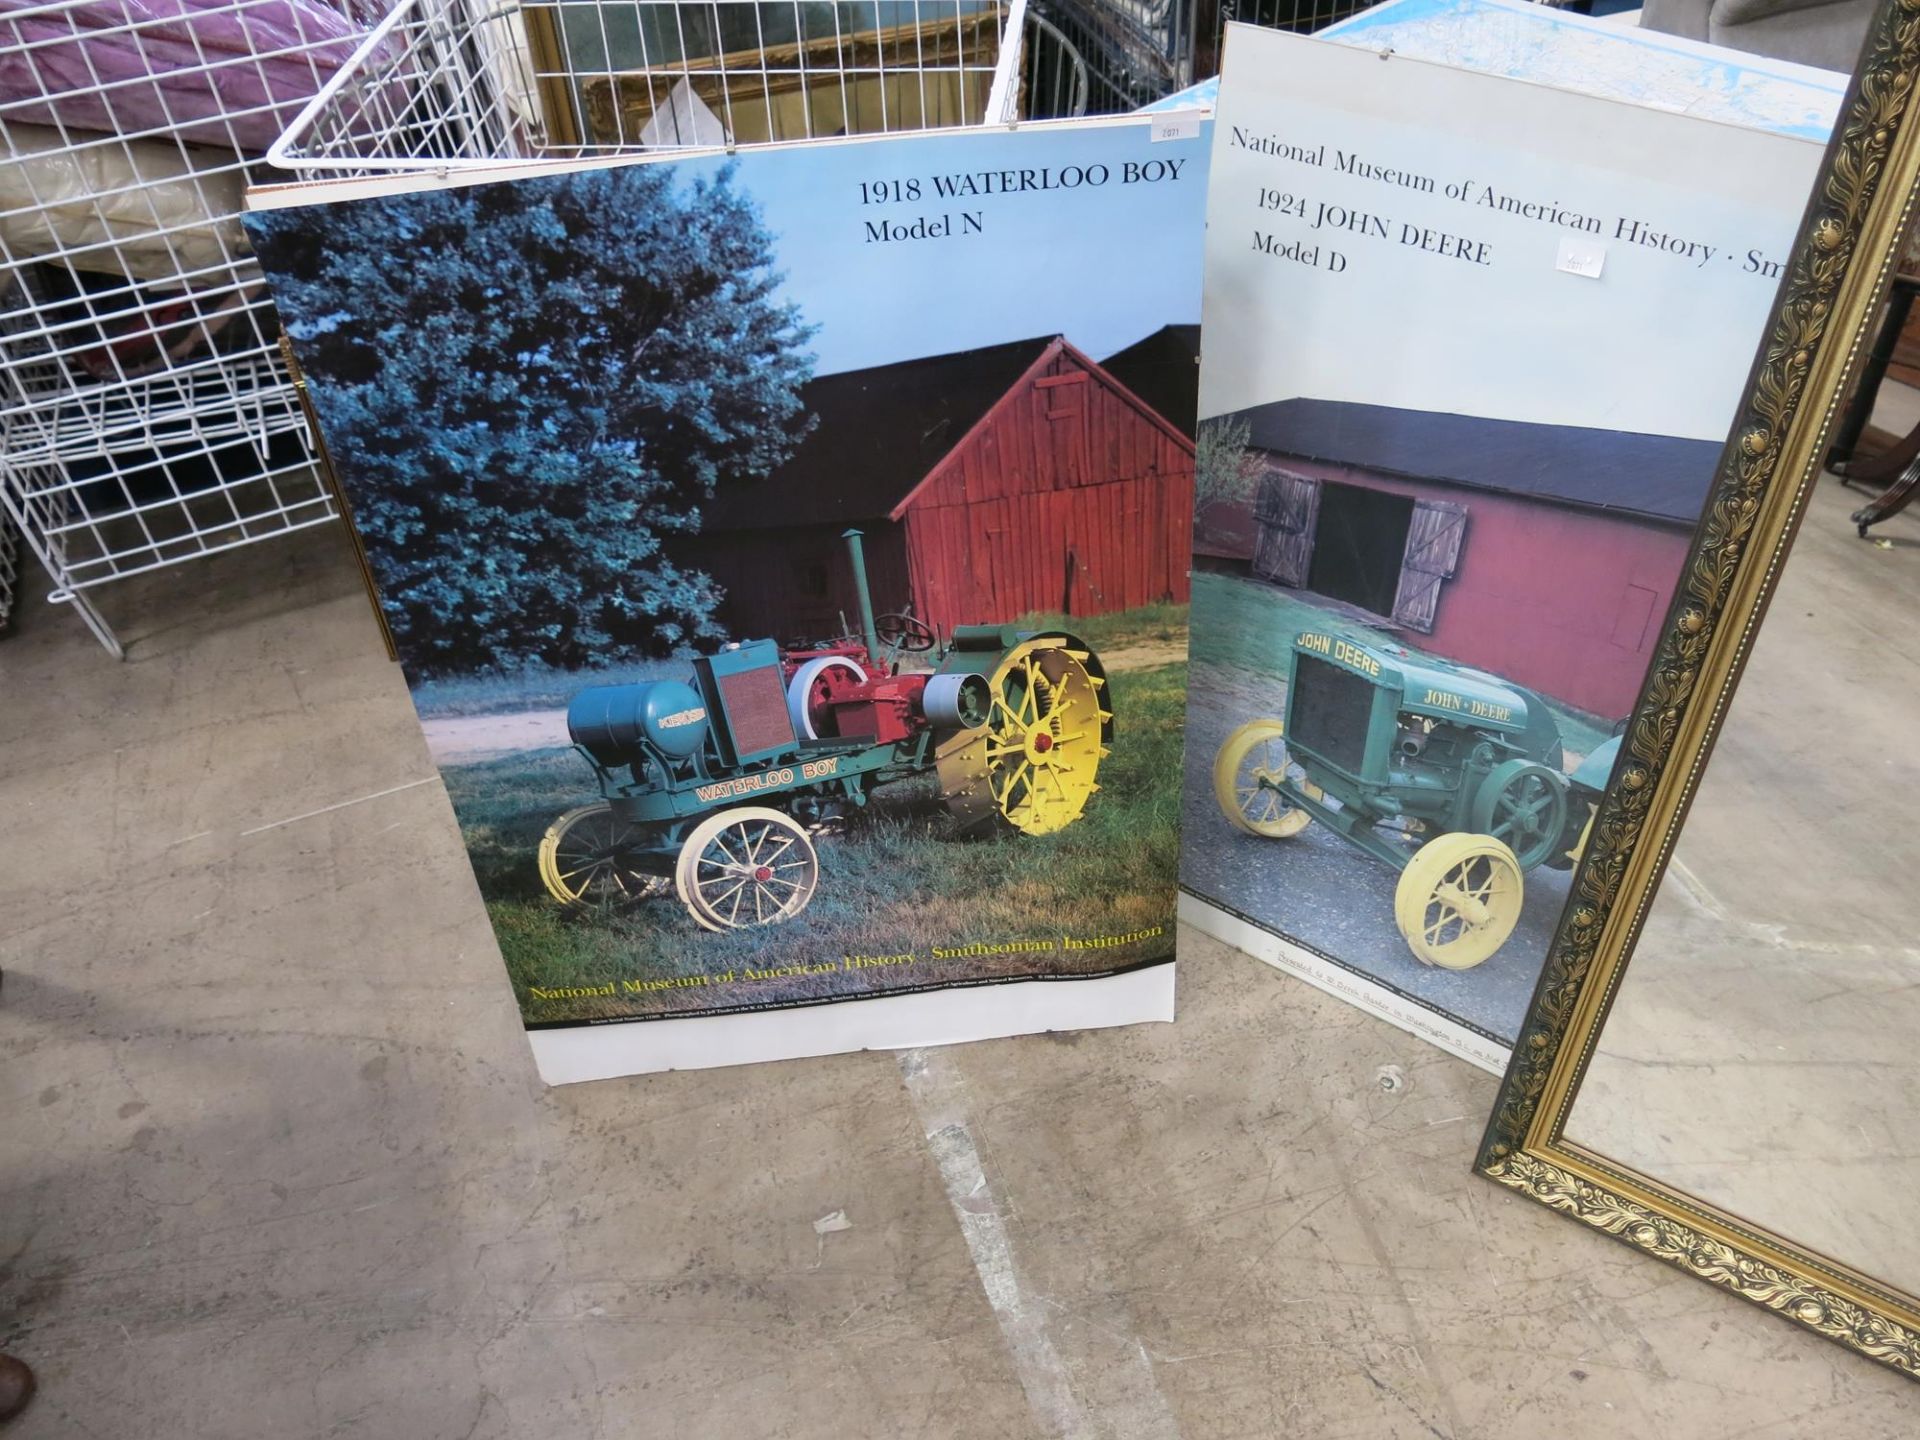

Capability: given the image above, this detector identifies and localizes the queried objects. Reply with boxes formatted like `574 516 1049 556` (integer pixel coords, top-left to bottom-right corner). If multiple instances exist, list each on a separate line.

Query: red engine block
827 672 930 745
780 644 930 746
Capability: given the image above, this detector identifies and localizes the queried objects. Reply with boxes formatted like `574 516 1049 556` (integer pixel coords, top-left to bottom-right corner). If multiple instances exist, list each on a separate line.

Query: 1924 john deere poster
246 118 1203 1080
1183 26 1823 1069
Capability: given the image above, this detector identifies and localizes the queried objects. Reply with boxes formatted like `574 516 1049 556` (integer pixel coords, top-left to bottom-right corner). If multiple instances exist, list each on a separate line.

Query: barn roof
1099 324 1200 440
700 337 1058 532
1237 399 1723 525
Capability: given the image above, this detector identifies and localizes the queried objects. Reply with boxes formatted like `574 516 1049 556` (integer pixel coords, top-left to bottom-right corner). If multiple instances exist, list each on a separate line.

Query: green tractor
1213 630 1618 969
538 530 1113 931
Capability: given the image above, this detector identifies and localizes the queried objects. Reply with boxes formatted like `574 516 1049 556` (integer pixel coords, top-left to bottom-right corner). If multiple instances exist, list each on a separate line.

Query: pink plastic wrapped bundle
0 0 376 154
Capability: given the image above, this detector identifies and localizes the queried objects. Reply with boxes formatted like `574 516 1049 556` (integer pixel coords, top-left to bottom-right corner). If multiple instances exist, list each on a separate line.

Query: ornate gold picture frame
1475 0 1920 1380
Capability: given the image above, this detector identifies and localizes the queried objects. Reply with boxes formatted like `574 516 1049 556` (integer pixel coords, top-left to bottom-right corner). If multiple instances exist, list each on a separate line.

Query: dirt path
424 709 572 765
1089 639 1187 672
421 642 1188 765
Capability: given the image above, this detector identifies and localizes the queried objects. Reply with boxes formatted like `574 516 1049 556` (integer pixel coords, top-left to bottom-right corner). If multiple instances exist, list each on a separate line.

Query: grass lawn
1012 600 1187 653
1189 569 1611 759
409 601 1189 719
444 659 1185 1024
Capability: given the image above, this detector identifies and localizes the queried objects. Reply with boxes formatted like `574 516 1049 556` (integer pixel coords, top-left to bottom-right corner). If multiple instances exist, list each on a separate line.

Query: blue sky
653 121 1207 376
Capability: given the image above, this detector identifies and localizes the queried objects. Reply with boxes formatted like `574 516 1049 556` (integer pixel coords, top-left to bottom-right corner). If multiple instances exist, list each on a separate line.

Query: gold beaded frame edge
1473 0 1920 1381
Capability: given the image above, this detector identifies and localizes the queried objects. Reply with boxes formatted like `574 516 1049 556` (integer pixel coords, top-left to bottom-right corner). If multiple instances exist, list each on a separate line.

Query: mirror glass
1565 242 1920 1296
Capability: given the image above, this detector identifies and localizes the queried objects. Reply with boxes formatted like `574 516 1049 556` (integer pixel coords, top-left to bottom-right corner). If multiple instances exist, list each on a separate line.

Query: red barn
1199 400 1722 719
679 335 1194 643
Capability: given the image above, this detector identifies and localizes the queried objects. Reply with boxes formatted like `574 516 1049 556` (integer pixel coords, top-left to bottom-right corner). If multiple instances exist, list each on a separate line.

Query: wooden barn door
1040 370 1091 487
1252 469 1320 586
1390 499 1468 633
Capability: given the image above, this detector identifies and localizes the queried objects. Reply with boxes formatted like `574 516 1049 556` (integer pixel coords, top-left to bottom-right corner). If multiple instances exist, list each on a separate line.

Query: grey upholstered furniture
1638 0 1877 72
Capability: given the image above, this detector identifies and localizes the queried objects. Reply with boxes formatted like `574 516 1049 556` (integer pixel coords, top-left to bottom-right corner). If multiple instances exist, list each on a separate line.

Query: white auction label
1556 234 1607 280
1150 109 1203 143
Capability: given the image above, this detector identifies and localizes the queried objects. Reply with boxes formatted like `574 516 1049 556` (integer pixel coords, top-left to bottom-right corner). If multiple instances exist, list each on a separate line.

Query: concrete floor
4 527 1920 1438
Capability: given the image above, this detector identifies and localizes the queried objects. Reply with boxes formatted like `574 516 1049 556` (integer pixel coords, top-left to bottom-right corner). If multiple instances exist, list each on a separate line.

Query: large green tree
253 162 815 677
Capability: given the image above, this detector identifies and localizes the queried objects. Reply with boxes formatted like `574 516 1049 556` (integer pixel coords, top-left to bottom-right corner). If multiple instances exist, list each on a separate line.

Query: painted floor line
898 1046 1180 1440
239 776 440 837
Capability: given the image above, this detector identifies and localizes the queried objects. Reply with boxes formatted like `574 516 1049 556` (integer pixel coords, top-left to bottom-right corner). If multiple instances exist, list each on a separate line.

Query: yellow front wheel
1393 833 1524 970
1567 803 1598 867
1213 718 1321 838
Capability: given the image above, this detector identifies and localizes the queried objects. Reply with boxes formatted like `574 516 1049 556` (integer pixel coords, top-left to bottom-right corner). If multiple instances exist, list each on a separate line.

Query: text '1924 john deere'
1213 630 1619 970
538 530 1113 931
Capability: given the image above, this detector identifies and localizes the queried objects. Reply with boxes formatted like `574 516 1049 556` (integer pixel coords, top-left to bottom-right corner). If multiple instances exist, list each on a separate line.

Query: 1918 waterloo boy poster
247 118 1204 1081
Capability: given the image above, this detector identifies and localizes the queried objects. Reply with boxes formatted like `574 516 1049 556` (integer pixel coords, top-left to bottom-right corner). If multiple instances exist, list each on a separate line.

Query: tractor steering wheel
876 612 937 653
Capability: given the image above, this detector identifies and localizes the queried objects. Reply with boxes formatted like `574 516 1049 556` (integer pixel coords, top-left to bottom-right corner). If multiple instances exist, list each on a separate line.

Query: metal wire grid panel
1020 10 1086 119
1216 0 1370 39
0 509 20 634
271 0 1050 175
1027 0 1187 114
0 0 372 656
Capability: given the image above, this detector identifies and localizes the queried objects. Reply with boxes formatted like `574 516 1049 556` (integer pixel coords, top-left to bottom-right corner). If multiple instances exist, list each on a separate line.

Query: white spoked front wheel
673 806 820 931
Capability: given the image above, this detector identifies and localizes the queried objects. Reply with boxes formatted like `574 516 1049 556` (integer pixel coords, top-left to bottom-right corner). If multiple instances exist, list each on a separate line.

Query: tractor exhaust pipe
843 528 882 658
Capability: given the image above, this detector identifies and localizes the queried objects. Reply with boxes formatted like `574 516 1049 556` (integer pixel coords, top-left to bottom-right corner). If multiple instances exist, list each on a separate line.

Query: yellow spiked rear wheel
1393 832 1524 969
936 637 1110 836
1213 718 1322 838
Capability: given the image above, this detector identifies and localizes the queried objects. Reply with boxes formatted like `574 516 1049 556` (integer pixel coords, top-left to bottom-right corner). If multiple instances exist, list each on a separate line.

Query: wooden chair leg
1851 456 1920 535
1836 415 1920 487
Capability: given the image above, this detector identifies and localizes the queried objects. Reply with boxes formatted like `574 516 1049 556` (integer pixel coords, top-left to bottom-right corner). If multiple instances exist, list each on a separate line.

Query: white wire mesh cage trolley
0 509 20 634
0 0 410 657
268 0 1090 179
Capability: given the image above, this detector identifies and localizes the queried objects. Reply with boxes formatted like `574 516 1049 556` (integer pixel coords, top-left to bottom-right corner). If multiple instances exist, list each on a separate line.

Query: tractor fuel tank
567 680 710 765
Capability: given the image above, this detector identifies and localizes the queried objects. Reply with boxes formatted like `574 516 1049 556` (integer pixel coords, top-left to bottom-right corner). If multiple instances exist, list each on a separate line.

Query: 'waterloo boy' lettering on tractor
1214 632 1618 969
538 531 1113 932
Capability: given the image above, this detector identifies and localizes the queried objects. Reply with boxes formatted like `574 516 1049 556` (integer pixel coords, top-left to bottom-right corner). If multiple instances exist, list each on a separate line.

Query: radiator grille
1288 654 1373 775
717 664 795 759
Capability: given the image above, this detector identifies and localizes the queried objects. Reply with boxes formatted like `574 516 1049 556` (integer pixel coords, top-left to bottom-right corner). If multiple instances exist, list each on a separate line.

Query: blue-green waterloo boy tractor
538 530 1112 931
1213 630 1619 970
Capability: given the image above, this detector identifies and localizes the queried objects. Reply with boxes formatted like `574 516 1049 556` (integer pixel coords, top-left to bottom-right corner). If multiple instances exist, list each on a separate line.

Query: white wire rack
0 0 387 656
269 0 1068 177
0 510 20 634
1030 0 1186 112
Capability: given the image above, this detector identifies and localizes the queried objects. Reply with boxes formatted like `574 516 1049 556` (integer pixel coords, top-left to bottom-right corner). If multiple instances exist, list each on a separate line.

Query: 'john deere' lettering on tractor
537 531 1114 932
1297 632 1383 677
1213 631 1618 970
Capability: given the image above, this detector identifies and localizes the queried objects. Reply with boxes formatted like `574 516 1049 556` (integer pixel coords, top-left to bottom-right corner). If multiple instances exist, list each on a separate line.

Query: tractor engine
1386 712 1492 802
564 635 990 781
781 644 989 746
1280 629 1571 853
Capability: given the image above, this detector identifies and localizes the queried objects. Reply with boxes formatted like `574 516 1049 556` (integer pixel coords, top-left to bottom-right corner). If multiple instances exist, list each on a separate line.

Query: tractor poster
1183 25 1826 1069
245 116 1204 1082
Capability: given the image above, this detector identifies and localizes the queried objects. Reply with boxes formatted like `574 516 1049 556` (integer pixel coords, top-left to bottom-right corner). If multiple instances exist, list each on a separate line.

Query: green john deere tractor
1213 630 1619 969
